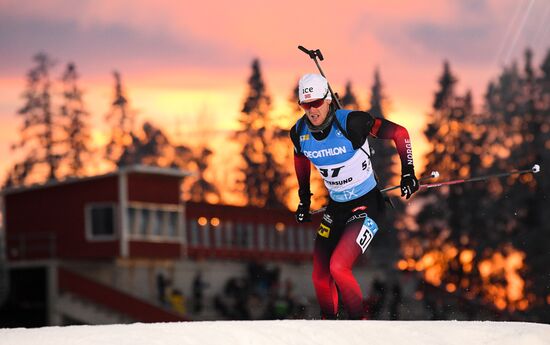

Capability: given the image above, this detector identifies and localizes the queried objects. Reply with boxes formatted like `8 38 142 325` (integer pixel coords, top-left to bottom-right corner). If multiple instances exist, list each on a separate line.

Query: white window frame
126 202 183 242
85 203 118 241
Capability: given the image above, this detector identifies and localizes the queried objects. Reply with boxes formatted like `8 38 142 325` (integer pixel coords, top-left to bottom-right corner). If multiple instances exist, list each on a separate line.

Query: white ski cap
298 73 332 103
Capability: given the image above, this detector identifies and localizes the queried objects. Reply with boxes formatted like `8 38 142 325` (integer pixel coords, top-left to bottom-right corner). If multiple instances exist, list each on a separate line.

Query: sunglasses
300 91 329 110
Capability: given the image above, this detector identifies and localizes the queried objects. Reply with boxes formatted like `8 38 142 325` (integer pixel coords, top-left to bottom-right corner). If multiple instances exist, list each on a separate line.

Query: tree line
4 53 221 203
403 48 549 322
5 49 549 321
5 54 394 209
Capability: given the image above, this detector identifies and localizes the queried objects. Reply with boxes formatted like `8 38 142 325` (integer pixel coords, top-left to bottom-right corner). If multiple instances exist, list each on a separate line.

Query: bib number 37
356 217 379 253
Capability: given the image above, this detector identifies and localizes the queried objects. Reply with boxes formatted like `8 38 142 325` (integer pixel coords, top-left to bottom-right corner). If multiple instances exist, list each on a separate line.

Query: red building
185 202 316 262
5 165 188 261
0 165 320 326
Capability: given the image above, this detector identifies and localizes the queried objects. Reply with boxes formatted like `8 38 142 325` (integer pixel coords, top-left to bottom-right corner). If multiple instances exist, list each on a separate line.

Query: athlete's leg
329 219 365 319
312 234 339 318
330 198 383 319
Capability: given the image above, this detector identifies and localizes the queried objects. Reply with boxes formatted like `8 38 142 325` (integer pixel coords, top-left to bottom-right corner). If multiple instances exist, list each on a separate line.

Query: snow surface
1 320 549 345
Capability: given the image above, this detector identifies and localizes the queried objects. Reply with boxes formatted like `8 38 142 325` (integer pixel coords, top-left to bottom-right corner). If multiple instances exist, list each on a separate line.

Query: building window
276 227 285 251
214 222 223 248
86 204 116 240
128 207 138 235
140 209 151 236
201 222 211 247
189 220 199 246
223 221 233 248
127 203 182 241
257 224 266 250
167 212 178 237
234 223 247 248
246 224 254 249
297 226 306 252
151 210 164 236
286 226 295 252
267 225 275 250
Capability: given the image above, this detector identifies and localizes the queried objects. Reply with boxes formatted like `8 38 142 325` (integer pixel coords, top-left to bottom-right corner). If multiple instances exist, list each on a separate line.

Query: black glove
400 169 419 200
295 201 311 223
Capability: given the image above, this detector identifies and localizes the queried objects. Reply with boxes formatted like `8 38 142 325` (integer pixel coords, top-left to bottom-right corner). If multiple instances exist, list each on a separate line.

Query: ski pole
419 164 541 190
309 171 440 215
380 170 440 194
298 45 343 109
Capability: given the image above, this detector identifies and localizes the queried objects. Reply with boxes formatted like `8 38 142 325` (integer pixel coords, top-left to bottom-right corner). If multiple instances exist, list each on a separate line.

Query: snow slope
1 320 548 345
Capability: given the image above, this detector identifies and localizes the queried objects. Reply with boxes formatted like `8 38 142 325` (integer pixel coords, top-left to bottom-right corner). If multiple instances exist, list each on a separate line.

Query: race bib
316 147 373 193
356 217 379 253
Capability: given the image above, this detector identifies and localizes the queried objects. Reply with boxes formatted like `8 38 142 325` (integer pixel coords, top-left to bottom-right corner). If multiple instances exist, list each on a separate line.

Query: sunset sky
1 0 549 190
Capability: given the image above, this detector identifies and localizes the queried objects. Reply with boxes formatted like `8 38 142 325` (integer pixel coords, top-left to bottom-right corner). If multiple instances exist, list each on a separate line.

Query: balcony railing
185 218 317 262
6 232 57 260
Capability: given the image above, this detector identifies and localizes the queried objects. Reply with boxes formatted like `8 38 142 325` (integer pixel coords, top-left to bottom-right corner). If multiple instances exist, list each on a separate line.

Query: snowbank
1 320 549 345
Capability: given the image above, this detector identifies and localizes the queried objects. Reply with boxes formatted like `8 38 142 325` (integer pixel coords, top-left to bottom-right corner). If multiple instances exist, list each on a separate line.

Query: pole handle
298 45 317 59
380 171 439 193
315 49 324 61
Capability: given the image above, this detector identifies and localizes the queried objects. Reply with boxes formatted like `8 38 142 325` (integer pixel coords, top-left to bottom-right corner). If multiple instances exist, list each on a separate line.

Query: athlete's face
302 99 331 126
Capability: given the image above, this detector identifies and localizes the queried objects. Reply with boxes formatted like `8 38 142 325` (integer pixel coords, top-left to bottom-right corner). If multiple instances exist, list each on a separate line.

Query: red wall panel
127 173 181 204
129 241 182 258
5 175 120 260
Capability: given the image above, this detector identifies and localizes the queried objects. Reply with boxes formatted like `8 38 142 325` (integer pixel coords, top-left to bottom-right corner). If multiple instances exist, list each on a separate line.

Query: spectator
156 271 168 306
192 271 208 314
169 288 186 315
389 283 402 320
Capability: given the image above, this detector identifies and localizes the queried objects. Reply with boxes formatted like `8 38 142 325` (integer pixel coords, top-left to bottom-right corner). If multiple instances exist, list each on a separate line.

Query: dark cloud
0 14 244 76
406 21 496 64
403 0 550 67
350 8 499 68
454 0 489 15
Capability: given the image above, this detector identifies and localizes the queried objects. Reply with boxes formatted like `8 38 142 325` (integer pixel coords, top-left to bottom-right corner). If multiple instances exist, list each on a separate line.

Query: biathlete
290 73 419 319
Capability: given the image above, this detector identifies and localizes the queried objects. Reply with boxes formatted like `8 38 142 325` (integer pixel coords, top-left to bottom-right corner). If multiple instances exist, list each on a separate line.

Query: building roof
1 165 193 196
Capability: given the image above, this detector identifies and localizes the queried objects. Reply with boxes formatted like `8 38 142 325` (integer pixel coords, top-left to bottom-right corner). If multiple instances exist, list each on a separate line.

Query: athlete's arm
346 111 414 172
347 111 418 198
290 125 312 202
290 125 312 222
371 118 415 172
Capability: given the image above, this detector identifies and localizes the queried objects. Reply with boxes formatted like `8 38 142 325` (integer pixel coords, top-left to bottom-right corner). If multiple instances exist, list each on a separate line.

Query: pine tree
340 81 359 109
529 48 550 321
105 71 136 167
181 107 223 204
406 54 550 318
364 68 401 269
59 62 92 176
234 59 289 208
404 61 497 310
433 61 457 111
405 60 458 268
487 49 550 319
10 53 62 185
130 121 174 166
188 146 221 203
4 161 33 187
289 79 302 116
367 68 397 188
